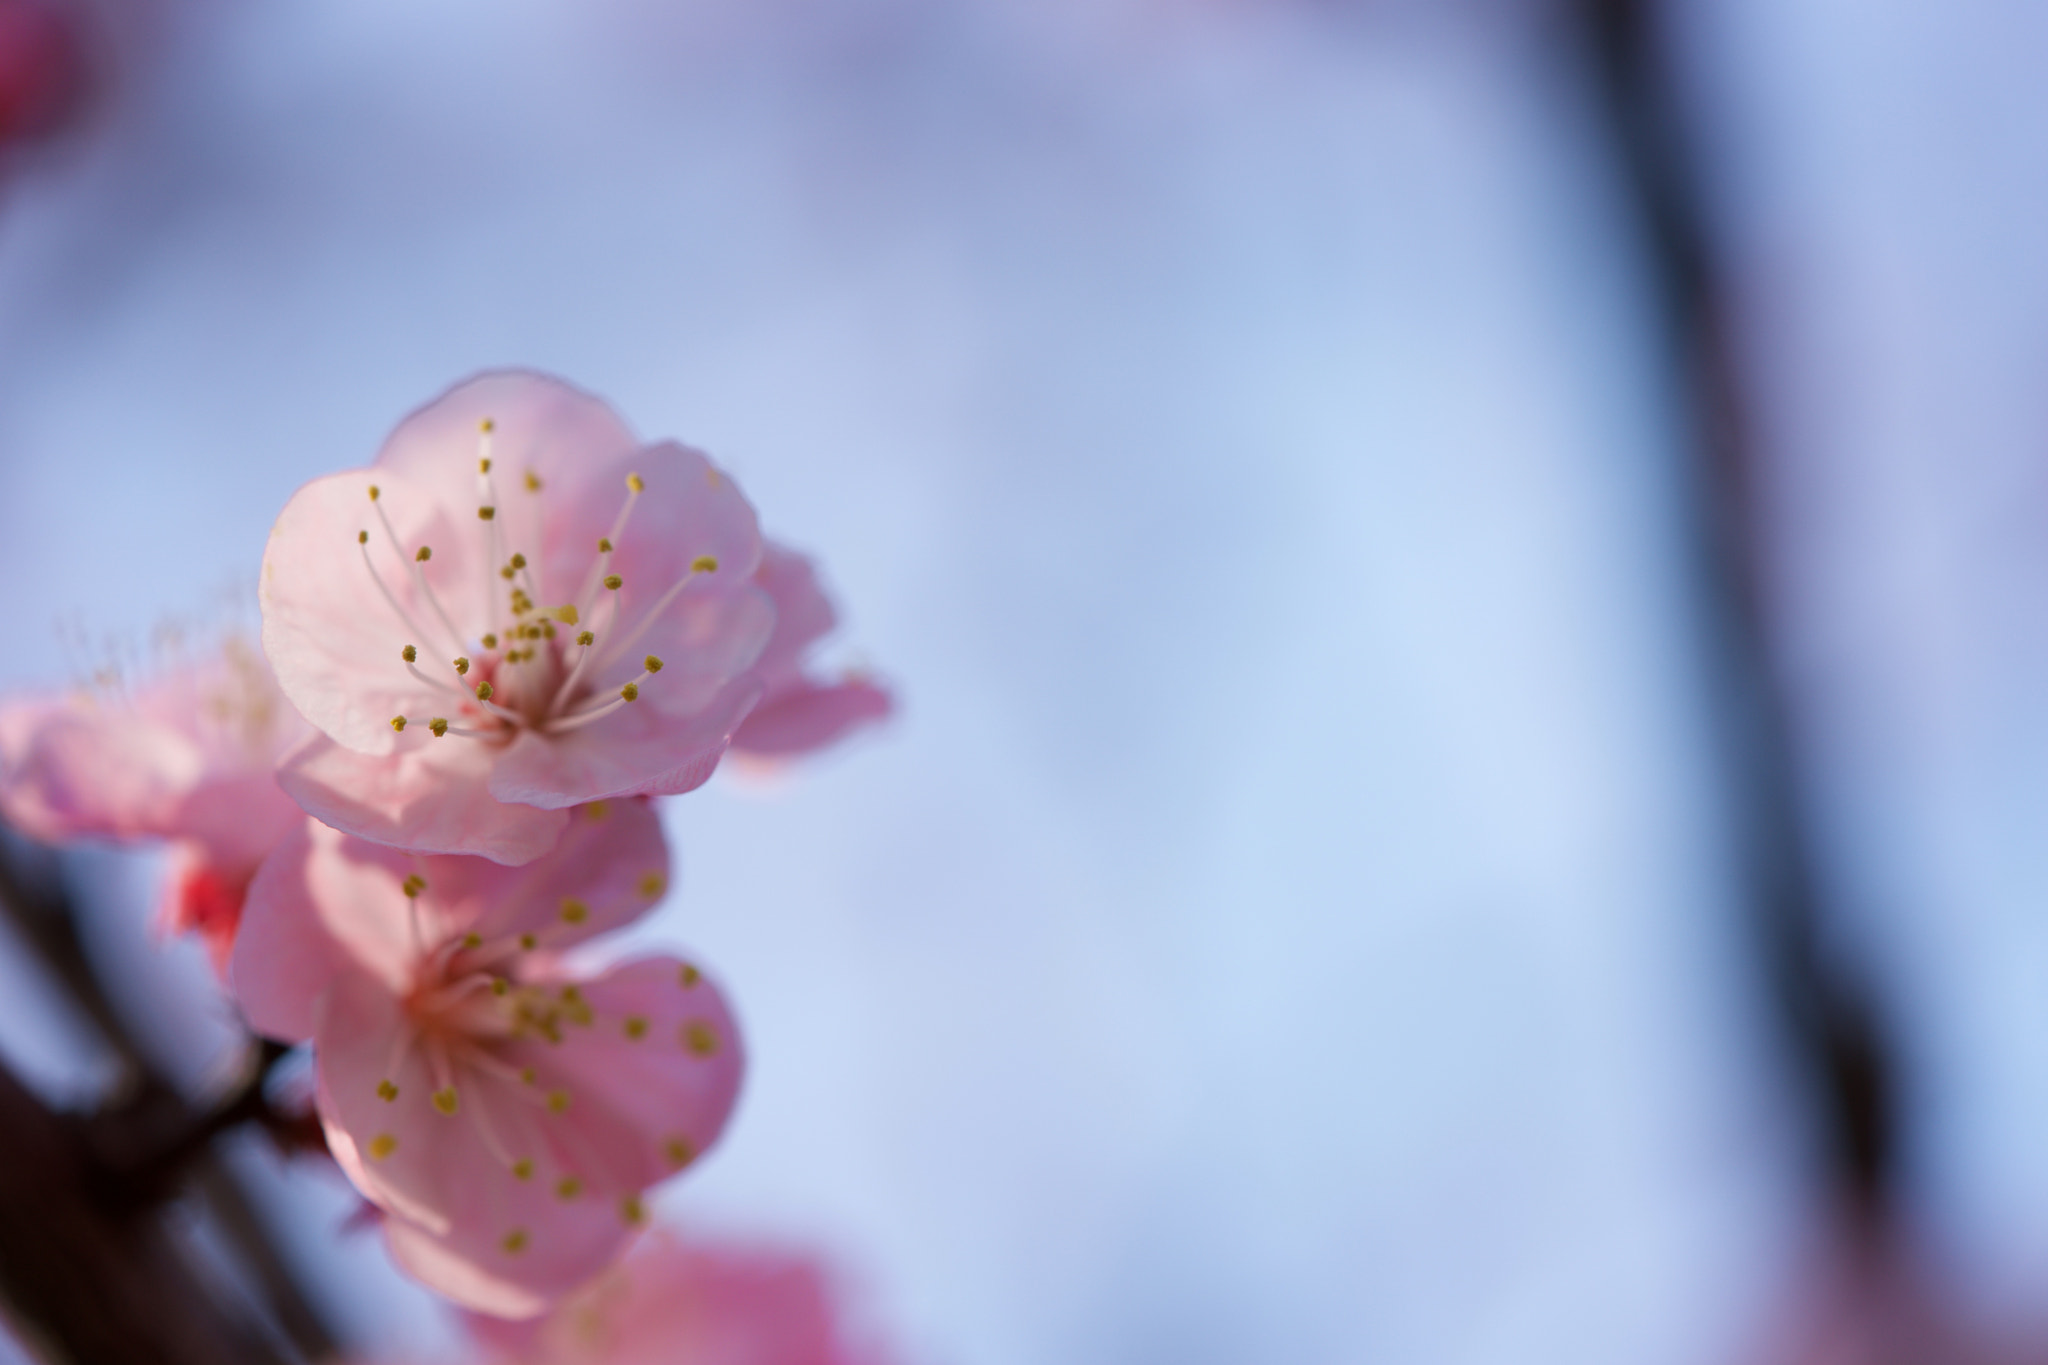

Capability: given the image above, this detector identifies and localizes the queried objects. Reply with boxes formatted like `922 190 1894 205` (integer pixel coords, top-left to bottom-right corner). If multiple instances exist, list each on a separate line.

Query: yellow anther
501 1229 529 1255
524 471 541 492
431 1087 459 1115
475 681 494 701
390 715 408 732
401 644 417 663
554 1176 582 1200
478 506 495 521
511 1158 534 1180
549 603 579 624
462 932 482 949
597 537 613 554
376 1080 398 1102
586 802 610 820
453 657 470 675
547 1090 570 1114
603 574 623 591
691 555 718 574
561 985 583 1004
402 874 426 898
559 900 588 925
490 977 509 996
576 630 594 646
480 417 495 434
624 1016 648 1040
679 963 701 988
705 467 723 490
620 682 640 702
368 1133 397 1160
518 933 537 951
478 457 492 474
429 717 448 737
357 529 368 544
683 1021 719 1057
626 472 644 494
643 655 664 674
482 633 499 649
619 1195 645 1226
415 545 432 562
499 565 515 580
368 485 381 501
637 872 666 898
508 552 526 570
542 621 556 639
519 1067 536 1085
664 1136 697 1169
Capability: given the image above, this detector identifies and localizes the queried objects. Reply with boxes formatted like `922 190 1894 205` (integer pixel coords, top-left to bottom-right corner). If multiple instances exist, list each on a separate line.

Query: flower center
352 419 719 743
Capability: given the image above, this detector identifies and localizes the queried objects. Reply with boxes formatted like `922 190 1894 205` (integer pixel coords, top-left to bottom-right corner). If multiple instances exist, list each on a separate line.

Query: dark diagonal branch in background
1571 0 1898 1215
0 833 341 1363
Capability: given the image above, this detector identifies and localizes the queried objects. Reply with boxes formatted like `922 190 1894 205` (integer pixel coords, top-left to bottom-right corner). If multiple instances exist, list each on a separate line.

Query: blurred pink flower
0 636 308 969
729 545 892 762
230 798 743 1317
0 0 83 150
466 1233 886 1365
263 371 774 865
1743 1218 2048 1365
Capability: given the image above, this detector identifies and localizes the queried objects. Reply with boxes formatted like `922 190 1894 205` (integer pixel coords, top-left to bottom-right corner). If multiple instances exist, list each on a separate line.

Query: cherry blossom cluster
0 371 890 1318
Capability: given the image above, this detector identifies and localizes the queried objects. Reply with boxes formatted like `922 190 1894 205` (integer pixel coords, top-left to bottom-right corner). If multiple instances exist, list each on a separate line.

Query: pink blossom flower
0 0 84 150
230 798 744 1317
730 545 892 762
465 1233 887 1365
262 371 775 865
1742 1216 2043 1365
0 637 309 969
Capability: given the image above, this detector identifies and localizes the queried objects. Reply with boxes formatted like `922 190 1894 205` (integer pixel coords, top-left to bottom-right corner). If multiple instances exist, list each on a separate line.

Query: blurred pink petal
1743 1218 2047 1365
730 545 892 761
230 799 740 1315
0 636 309 964
0 0 83 149
260 371 773 863
278 731 570 868
468 1232 887 1365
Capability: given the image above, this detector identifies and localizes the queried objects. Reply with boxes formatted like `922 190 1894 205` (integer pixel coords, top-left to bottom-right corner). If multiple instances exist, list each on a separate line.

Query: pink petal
544 442 764 612
262 468 486 755
356 797 669 951
488 678 762 810
372 372 643 614
473 1233 883 1364
231 819 418 1042
0 694 206 842
748 544 840 694
732 679 894 760
162 767 306 872
381 1209 628 1321
278 731 569 866
497 956 746 1197
318 959 736 1316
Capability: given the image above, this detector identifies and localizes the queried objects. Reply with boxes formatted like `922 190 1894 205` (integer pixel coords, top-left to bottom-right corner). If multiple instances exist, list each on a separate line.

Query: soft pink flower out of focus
0 0 84 150
729 546 892 762
230 799 743 1316
1743 1217 2046 1365
0 636 308 969
263 371 775 865
466 1233 886 1365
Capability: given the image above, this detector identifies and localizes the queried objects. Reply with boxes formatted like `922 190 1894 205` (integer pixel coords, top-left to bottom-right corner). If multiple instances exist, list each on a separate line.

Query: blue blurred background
5 1 2048 1361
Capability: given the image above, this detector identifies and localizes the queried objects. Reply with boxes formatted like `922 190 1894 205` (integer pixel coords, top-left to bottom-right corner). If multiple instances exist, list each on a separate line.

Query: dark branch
1570 0 1898 1212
